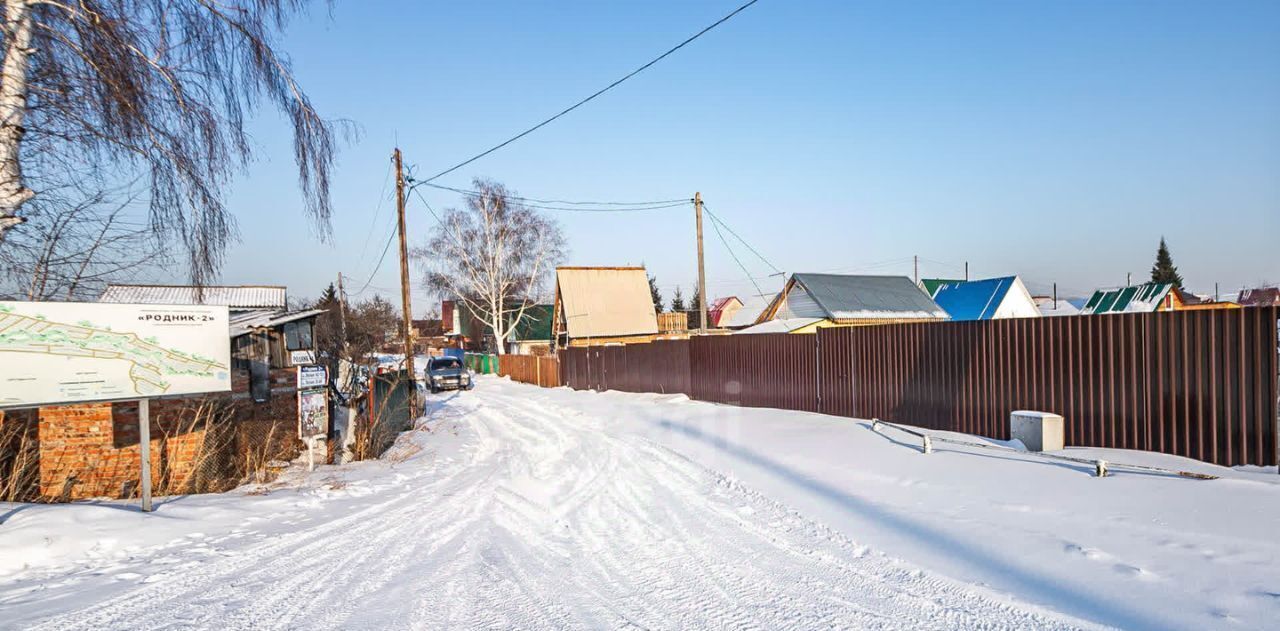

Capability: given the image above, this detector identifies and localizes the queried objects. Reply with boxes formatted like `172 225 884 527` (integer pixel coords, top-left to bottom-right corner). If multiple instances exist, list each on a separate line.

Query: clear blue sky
216 0 1280 314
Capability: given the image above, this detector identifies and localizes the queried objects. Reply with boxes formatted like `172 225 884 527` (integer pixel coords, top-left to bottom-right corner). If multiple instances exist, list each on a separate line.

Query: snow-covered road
2 381 1094 630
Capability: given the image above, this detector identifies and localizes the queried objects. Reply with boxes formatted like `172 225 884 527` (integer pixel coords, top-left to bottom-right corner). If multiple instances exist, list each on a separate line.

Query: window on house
283 320 314 351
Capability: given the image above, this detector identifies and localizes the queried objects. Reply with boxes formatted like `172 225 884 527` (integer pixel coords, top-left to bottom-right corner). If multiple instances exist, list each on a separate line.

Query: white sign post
0 301 232 512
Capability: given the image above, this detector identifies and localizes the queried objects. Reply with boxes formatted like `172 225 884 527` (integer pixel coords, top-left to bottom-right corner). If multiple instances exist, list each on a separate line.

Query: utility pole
1126 272 1132 287
337 272 349 358
393 149 416 407
694 191 707 334
964 261 969 281
1053 282 1058 309
913 255 919 285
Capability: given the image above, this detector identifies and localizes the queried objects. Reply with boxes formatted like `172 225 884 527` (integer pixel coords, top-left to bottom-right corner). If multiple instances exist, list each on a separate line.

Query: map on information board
0 301 231 408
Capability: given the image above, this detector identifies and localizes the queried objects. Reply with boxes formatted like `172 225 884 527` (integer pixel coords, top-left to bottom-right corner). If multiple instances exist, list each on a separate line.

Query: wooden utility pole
913 255 919 285
694 192 707 334
393 149 416 404
336 272 349 358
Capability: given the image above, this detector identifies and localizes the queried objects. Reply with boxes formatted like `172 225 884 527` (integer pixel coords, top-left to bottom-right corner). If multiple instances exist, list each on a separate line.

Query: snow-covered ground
1 377 1277 629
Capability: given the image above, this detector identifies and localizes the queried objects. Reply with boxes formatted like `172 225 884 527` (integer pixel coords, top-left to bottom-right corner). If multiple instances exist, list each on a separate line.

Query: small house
504 304 554 355
552 266 659 348
708 296 744 328
930 276 1040 321
757 273 949 326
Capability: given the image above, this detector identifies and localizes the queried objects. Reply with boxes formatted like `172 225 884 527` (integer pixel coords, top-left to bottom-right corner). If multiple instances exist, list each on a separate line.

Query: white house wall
993 278 1042 319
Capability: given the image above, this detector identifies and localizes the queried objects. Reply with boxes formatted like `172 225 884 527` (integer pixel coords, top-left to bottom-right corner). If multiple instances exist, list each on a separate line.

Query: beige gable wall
556 267 659 339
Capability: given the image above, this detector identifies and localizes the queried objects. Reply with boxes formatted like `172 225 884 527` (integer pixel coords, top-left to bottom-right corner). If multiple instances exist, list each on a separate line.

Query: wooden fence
497 354 561 388
557 307 1280 467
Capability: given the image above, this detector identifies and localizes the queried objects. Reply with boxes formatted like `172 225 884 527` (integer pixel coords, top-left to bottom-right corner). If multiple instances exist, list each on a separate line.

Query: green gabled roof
1081 282 1172 315
920 278 965 298
509 304 554 341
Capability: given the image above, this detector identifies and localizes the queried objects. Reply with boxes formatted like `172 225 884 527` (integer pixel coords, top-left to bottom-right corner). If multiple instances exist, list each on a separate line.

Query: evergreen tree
318 282 339 306
648 273 663 313
1150 237 1184 288
670 286 686 314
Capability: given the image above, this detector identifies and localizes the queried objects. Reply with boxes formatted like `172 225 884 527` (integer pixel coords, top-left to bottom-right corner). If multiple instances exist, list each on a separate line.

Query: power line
418 0 762 184
701 203 782 274
704 207 764 299
353 223 398 296
415 181 688 207
356 158 396 268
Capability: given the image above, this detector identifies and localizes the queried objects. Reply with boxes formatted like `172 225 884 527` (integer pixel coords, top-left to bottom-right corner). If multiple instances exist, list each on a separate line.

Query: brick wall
23 368 304 501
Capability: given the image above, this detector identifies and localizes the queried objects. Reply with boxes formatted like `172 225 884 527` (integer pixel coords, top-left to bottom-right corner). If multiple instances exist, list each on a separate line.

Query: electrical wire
356 158 396 267
705 208 765 299
415 181 688 207
700 203 782 274
352 222 397 296
418 0 762 184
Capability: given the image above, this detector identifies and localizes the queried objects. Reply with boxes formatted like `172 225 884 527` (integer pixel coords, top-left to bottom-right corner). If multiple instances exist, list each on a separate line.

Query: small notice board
297 364 329 439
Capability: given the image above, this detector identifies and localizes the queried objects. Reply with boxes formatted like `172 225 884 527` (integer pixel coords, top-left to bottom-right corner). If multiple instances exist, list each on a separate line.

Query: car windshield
431 358 462 370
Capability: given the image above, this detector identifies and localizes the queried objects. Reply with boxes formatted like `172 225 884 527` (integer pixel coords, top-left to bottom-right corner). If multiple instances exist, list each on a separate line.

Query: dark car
426 356 472 393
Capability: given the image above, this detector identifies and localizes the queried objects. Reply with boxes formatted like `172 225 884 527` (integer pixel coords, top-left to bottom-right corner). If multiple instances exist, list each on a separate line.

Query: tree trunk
0 0 36 237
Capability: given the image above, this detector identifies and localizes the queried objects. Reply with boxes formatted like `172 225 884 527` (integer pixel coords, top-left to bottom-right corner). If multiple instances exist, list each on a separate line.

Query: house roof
931 276 1019 321
709 296 741 312
100 284 286 310
509 304 554 341
736 318 824 334
920 278 966 298
228 308 325 338
1238 287 1280 307
724 294 775 328
1081 283 1173 315
787 273 949 321
555 267 658 338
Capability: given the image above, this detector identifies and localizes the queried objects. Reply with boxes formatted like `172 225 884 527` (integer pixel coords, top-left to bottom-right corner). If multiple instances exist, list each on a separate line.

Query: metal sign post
297 365 330 471
138 398 153 512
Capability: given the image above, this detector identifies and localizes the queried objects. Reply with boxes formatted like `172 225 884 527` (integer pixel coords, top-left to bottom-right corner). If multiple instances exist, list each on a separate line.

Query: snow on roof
555 267 658 338
100 284 287 310
736 317 824 334
1081 283 1173 315
931 277 1018 321
724 294 775 328
789 273 949 321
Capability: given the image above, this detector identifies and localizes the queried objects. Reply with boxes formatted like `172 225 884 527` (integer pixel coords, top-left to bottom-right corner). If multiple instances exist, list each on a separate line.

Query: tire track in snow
21 385 1103 630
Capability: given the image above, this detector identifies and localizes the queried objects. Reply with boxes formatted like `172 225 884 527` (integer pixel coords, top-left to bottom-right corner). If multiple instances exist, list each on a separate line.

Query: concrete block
1010 410 1064 452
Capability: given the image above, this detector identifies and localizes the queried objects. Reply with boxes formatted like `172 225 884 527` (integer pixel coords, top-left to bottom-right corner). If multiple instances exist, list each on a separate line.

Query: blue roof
931 277 1018 321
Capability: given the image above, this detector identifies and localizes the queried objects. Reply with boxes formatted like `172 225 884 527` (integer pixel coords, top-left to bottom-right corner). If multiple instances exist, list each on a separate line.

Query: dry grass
0 416 39 502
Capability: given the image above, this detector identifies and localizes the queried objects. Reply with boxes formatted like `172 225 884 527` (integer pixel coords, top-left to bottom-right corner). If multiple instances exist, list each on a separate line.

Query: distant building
504 305 554 355
722 294 776 329
1080 282 1186 315
1034 296 1083 317
1237 287 1280 307
707 296 744 328
930 276 1040 321
919 278 966 297
758 273 948 326
552 266 659 348
99 284 323 370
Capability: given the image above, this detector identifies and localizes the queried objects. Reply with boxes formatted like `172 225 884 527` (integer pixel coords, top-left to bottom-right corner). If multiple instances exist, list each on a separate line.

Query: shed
930 276 1040 321
759 273 949 325
552 267 659 348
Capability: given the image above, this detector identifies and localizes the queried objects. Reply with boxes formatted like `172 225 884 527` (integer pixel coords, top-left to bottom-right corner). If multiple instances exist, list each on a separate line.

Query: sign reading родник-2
0 301 232 409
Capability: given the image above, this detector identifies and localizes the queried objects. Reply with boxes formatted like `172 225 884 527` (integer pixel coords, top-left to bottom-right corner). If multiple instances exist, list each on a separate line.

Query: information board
0 301 232 409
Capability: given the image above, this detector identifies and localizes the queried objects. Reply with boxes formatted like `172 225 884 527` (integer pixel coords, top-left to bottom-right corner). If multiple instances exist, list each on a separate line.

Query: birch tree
415 179 566 352
0 180 163 300
0 0 337 285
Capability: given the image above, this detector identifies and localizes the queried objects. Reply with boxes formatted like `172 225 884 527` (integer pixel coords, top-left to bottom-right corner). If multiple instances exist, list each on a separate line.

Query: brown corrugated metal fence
557 307 1279 466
